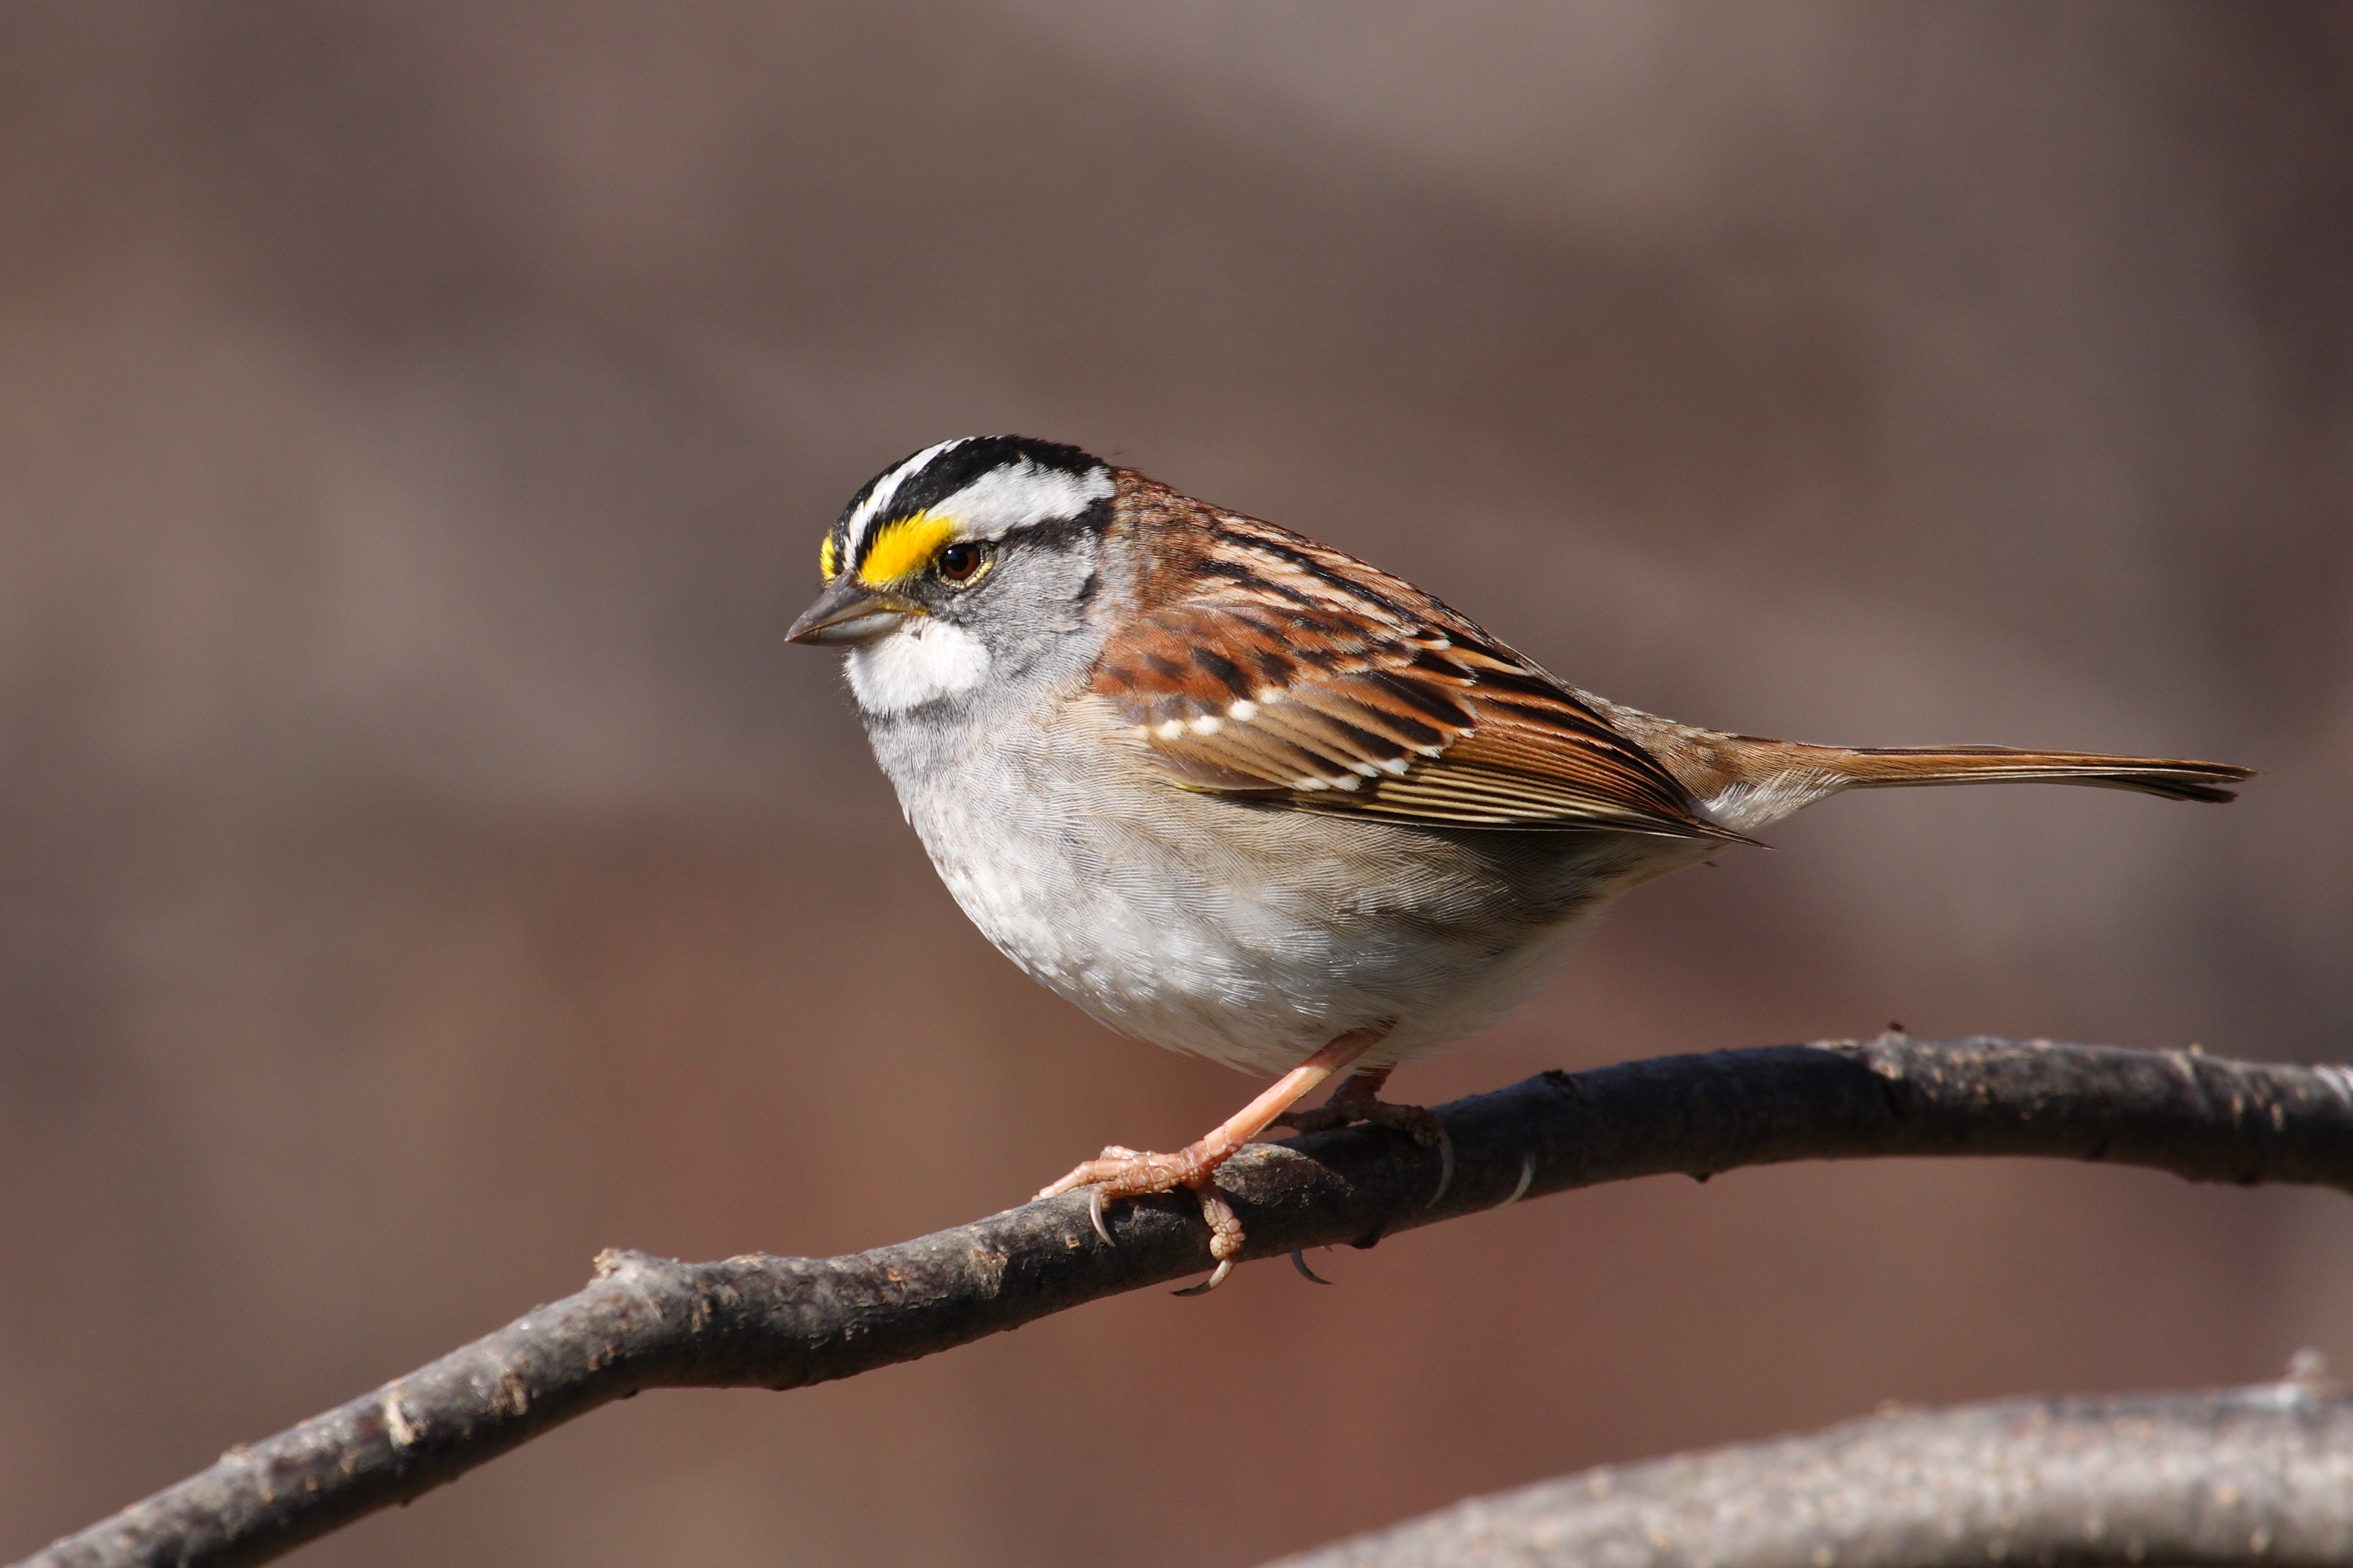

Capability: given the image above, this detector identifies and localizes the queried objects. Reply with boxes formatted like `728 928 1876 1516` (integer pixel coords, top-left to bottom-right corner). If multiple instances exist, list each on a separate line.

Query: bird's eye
937 543 985 582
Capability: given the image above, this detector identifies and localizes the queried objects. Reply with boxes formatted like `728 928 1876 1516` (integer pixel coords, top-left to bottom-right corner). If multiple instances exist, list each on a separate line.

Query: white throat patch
846 619 993 713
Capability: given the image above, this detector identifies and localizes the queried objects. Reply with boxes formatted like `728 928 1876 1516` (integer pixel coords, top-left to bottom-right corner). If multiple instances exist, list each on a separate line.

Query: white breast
869 699 1703 1076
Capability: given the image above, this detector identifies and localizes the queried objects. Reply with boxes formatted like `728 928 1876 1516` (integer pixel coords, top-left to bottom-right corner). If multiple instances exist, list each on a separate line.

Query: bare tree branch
17 1036 2353 1568
1263 1374 2353 1568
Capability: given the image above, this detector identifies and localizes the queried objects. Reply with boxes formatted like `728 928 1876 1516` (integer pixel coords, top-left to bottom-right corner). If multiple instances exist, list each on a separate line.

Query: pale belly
889 719 1709 1075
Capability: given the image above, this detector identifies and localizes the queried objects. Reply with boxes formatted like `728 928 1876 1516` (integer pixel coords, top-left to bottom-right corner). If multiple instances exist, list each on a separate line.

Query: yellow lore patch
819 532 839 582
857 512 958 585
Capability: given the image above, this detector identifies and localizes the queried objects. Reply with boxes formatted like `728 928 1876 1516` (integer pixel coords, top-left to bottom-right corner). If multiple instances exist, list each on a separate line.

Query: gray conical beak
786 578 921 646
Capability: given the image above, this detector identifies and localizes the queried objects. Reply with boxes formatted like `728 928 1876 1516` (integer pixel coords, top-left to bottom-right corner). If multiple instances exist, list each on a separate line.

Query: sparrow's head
788 436 1117 715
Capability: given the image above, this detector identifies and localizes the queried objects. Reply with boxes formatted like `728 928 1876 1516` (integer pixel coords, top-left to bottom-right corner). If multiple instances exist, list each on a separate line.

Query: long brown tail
1578 699 2256 833
1832 745 2253 804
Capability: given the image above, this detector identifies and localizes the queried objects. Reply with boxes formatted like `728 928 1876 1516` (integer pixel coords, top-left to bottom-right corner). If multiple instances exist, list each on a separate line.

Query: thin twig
1263 1372 2353 1568
17 1037 2353 1568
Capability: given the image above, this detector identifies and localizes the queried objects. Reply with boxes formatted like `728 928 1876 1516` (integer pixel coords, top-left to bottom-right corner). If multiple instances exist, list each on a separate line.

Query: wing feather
1091 499 1743 841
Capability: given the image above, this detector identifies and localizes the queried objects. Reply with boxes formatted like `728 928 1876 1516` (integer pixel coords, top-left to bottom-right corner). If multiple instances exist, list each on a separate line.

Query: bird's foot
1035 1030 1385 1293
1274 1069 1454 1206
1038 1143 1245 1289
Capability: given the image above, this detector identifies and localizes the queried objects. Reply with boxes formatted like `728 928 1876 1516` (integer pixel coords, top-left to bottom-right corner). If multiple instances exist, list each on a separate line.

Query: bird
786 435 2254 1289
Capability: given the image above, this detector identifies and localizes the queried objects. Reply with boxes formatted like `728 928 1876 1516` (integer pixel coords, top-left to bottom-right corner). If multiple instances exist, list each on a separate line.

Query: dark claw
1172 1257 1234 1296
1088 1185 1114 1246
1291 1249 1335 1285
1425 1120 1456 1208
1492 1148 1537 1210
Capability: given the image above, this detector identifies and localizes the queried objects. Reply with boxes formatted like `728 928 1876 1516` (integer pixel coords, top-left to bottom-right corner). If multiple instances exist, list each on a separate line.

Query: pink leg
1038 1030 1383 1290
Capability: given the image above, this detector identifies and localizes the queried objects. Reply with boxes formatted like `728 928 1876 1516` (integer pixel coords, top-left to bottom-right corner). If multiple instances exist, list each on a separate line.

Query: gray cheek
944 546 1108 688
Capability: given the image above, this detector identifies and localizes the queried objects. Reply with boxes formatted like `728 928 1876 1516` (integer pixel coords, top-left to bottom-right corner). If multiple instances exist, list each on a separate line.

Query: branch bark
1264 1374 2353 1568
18 1036 2353 1568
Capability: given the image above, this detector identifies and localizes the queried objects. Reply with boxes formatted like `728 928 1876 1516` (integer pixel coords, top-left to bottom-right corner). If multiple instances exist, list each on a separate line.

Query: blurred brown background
3 4 2348 1564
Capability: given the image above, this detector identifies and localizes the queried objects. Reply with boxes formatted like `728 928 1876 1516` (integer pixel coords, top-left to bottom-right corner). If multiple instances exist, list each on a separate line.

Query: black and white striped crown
823 436 1111 584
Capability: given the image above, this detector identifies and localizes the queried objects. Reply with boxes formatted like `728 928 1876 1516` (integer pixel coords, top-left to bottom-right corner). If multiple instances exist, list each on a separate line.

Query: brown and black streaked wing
1089 508 1742 841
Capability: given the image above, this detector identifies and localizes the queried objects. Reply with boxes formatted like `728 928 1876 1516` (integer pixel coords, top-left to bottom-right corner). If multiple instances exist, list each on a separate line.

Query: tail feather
1837 745 2254 804
1636 728 2257 836
1573 697 2255 835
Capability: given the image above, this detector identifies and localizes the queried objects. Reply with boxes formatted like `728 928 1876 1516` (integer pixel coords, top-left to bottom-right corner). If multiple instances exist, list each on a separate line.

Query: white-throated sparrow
789 436 2253 1287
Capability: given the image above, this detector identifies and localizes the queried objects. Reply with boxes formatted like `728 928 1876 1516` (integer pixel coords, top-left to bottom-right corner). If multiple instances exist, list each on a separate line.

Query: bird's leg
1038 1030 1383 1289
1274 1067 1454 1205
1275 1066 1419 1135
